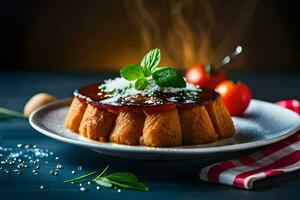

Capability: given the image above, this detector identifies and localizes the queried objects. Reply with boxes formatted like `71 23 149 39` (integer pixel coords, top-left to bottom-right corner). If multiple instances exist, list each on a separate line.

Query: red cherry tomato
185 64 227 90
215 80 252 116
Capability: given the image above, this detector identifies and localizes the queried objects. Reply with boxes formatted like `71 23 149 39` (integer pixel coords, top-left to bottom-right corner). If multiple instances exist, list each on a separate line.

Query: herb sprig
0 107 26 120
64 165 149 192
120 48 186 90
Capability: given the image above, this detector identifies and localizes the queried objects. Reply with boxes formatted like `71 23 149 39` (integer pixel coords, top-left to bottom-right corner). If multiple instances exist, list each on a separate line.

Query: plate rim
29 98 300 155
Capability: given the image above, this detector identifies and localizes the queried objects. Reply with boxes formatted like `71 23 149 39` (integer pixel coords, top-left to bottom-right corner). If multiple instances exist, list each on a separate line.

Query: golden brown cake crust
179 105 218 145
140 109 182 147
79 104 116 142
205 98 235 139
109 112 145 145
65 84 236 147
64 97 87 132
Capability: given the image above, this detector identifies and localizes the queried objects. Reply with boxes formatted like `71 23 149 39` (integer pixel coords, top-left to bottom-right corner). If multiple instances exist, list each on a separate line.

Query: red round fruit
215 80 252 116
185 64 227 90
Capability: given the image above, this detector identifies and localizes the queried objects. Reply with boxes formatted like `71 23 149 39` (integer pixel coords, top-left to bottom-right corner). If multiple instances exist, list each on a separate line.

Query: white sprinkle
25 145 30 149
80 187 86 192
55 157 59 160
77 166 82 170
18 171 22 175
88 181 91 185
36 165 40 169
17 144 22 148
40 185 44 190
33 145 38 149
96 186 100 190
56 164 63 169
79 183 82 187
118 189 121 193
71 170 76 174
54 171 58 176
100 77 201 104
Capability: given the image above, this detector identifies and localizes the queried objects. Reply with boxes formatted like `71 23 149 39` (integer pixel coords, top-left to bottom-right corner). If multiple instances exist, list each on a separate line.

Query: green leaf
0 113 12 119
153 67 186 88
120 64 144 81
151 66 168 73
94 178 113 188
142 66 152 77
0 107 26 119
104 172 149 191
63 164 150 192
140 48 161 70
135 78 148 90
105 172 138 183
108 180 149 192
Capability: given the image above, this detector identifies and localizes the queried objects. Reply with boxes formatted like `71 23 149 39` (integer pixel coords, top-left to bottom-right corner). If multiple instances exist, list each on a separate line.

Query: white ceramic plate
29 98 300 160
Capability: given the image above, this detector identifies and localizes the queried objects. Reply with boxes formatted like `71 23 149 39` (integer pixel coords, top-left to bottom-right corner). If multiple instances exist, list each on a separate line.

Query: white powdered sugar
99 77 201 104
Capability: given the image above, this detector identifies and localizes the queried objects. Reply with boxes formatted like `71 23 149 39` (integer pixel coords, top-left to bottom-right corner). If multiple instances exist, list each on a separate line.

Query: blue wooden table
1 70 300 200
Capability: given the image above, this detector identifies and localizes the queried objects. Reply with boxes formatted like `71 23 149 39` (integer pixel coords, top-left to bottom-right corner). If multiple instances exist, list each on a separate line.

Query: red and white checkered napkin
199 133 300 189
199 99 300 189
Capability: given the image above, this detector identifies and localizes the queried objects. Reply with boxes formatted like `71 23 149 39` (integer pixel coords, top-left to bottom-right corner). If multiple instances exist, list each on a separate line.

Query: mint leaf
135 78 148 90
105 172 138 183
140 48 161 70
95 178 113 188
153 67 186 88
152 66 168 73
142 66 152 77
119 48 186 90
108 179 149 192
120 64 144 81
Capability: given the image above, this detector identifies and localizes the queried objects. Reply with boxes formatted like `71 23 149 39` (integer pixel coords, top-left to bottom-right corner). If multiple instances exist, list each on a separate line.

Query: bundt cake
64 48 235 147
64 81 235 147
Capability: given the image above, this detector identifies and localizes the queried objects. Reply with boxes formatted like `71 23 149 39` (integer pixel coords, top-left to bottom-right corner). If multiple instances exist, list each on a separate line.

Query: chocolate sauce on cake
74 83 219 112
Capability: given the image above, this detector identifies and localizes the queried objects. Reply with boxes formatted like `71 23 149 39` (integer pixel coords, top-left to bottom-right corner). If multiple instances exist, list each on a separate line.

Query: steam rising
123 0 259 69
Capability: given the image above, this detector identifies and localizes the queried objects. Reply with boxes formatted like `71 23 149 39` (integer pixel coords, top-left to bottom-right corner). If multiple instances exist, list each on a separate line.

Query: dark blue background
0 71 299 200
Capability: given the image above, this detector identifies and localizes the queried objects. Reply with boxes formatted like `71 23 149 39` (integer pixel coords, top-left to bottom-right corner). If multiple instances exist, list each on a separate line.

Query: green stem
93 165 109 180
63 171 97 183
0 107 26 119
